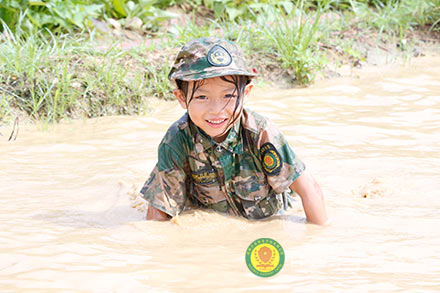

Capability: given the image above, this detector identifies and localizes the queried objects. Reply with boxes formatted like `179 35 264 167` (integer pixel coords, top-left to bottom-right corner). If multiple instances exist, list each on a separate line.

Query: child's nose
208 98 229 114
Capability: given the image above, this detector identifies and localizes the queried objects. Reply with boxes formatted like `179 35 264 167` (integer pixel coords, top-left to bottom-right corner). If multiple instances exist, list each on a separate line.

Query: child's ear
244 82 254 97
173 89 187 109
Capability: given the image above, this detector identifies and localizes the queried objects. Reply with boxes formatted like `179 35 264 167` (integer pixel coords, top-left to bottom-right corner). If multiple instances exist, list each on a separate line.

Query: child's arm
146 204 171 221
290 170 328 225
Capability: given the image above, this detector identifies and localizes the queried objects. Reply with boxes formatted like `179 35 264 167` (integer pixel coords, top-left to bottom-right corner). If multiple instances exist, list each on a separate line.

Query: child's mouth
206 118 227 128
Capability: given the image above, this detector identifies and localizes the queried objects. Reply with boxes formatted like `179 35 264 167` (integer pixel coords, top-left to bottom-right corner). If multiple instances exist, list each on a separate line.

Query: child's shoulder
242 108 272 134
160 113 191 146
242 108 286 149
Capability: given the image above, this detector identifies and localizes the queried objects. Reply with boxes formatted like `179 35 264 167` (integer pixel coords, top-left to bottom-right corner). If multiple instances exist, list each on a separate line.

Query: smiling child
140 37 327 224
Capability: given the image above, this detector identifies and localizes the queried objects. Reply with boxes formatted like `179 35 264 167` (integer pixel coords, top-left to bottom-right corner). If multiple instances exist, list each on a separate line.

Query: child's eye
225 94 237 99
195 95 207 100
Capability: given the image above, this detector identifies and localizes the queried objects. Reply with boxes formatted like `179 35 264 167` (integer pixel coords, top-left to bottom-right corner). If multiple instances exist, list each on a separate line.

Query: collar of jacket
189 114 244 155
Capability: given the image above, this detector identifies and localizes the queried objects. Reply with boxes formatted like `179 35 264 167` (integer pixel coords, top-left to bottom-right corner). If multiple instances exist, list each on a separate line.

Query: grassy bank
1 0 440 123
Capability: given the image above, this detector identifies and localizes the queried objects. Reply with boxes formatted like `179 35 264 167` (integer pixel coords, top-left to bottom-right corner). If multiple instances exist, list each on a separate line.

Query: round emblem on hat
207 45 232 67
245 238 285 277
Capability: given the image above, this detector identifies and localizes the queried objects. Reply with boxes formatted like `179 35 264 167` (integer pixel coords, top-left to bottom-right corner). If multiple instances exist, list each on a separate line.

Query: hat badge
207 45 232 67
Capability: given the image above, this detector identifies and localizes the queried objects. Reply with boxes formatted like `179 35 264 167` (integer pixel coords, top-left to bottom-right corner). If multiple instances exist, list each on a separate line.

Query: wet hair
176 75 251 139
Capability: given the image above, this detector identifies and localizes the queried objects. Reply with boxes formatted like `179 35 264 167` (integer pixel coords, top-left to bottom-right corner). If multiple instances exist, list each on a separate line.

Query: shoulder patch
207 45 232 67
260 142 282 176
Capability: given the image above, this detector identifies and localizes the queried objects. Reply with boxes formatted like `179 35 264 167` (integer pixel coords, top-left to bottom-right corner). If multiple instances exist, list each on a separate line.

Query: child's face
174 76 253 143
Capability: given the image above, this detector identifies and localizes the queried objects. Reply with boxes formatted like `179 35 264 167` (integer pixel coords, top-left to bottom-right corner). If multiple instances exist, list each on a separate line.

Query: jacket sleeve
257 118 306 194
140 143 188 217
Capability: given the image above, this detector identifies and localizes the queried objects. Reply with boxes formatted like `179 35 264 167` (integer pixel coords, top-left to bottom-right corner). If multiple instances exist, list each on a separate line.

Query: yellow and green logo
245 238 285 277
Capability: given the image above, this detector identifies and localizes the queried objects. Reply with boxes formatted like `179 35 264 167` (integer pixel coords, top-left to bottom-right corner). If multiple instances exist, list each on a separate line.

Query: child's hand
146 204 171 221
290 170 328 225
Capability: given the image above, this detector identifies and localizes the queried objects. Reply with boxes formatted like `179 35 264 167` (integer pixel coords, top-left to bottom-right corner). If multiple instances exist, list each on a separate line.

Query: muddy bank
92 25 440 87
1 21 439 125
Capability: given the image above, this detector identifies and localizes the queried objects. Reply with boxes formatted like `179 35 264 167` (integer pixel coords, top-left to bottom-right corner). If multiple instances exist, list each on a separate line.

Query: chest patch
191 168 218 185
260 143 282 176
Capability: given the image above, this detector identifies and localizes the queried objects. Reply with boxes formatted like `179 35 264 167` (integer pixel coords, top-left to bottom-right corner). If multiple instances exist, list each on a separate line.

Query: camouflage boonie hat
168 37 258 82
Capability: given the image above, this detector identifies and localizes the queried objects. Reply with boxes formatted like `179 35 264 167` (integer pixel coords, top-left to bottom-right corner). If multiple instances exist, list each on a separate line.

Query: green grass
250 1 331 84
164 1 332 85
348 0 440 37
1 0 439 124
0 27 172 123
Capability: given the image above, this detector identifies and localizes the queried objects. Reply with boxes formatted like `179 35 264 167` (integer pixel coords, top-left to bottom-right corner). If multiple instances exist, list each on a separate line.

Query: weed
1 1 439 123
250 1 331 84
0 27 163 122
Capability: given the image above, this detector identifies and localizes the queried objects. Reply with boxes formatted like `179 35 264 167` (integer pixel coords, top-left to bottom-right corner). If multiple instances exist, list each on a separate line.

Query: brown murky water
1 58 440 291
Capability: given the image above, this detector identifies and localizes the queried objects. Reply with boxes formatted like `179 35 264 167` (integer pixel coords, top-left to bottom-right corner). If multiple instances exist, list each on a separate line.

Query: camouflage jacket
140 108 305 219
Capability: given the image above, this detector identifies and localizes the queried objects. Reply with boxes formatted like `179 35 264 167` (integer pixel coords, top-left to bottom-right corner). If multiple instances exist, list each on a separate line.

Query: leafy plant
0 0 177 34
105 0 178 31
0 0 104 33
253 0 331 84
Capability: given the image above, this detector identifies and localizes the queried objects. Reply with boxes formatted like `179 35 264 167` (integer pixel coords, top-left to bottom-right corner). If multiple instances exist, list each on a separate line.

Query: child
140 37 328 225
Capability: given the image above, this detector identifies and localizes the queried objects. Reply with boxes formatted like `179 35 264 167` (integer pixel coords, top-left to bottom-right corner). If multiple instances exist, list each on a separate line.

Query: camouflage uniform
140 37 305 219
140 108 305 219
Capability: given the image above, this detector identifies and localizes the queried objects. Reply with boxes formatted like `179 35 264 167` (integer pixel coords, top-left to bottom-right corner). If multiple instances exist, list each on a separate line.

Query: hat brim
170 69 258 81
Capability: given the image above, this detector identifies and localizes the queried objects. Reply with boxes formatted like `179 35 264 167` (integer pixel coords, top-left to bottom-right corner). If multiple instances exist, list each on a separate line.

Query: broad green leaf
0 8 17 29
83 4 104 17
225 7 243 21
25 12 42 28
5 0 22 9
213 2 225 18
113 0 127 17
28 1 47 6
139 0 156 7
139 0 155 10
151 9 179 19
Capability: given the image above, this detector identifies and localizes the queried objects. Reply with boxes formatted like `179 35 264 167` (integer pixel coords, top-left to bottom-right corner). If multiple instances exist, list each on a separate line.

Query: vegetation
0 0 179 33
1 0 439 123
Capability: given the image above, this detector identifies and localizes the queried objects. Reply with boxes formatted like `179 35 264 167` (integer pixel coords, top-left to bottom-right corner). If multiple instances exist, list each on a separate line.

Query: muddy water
1 58 440 292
